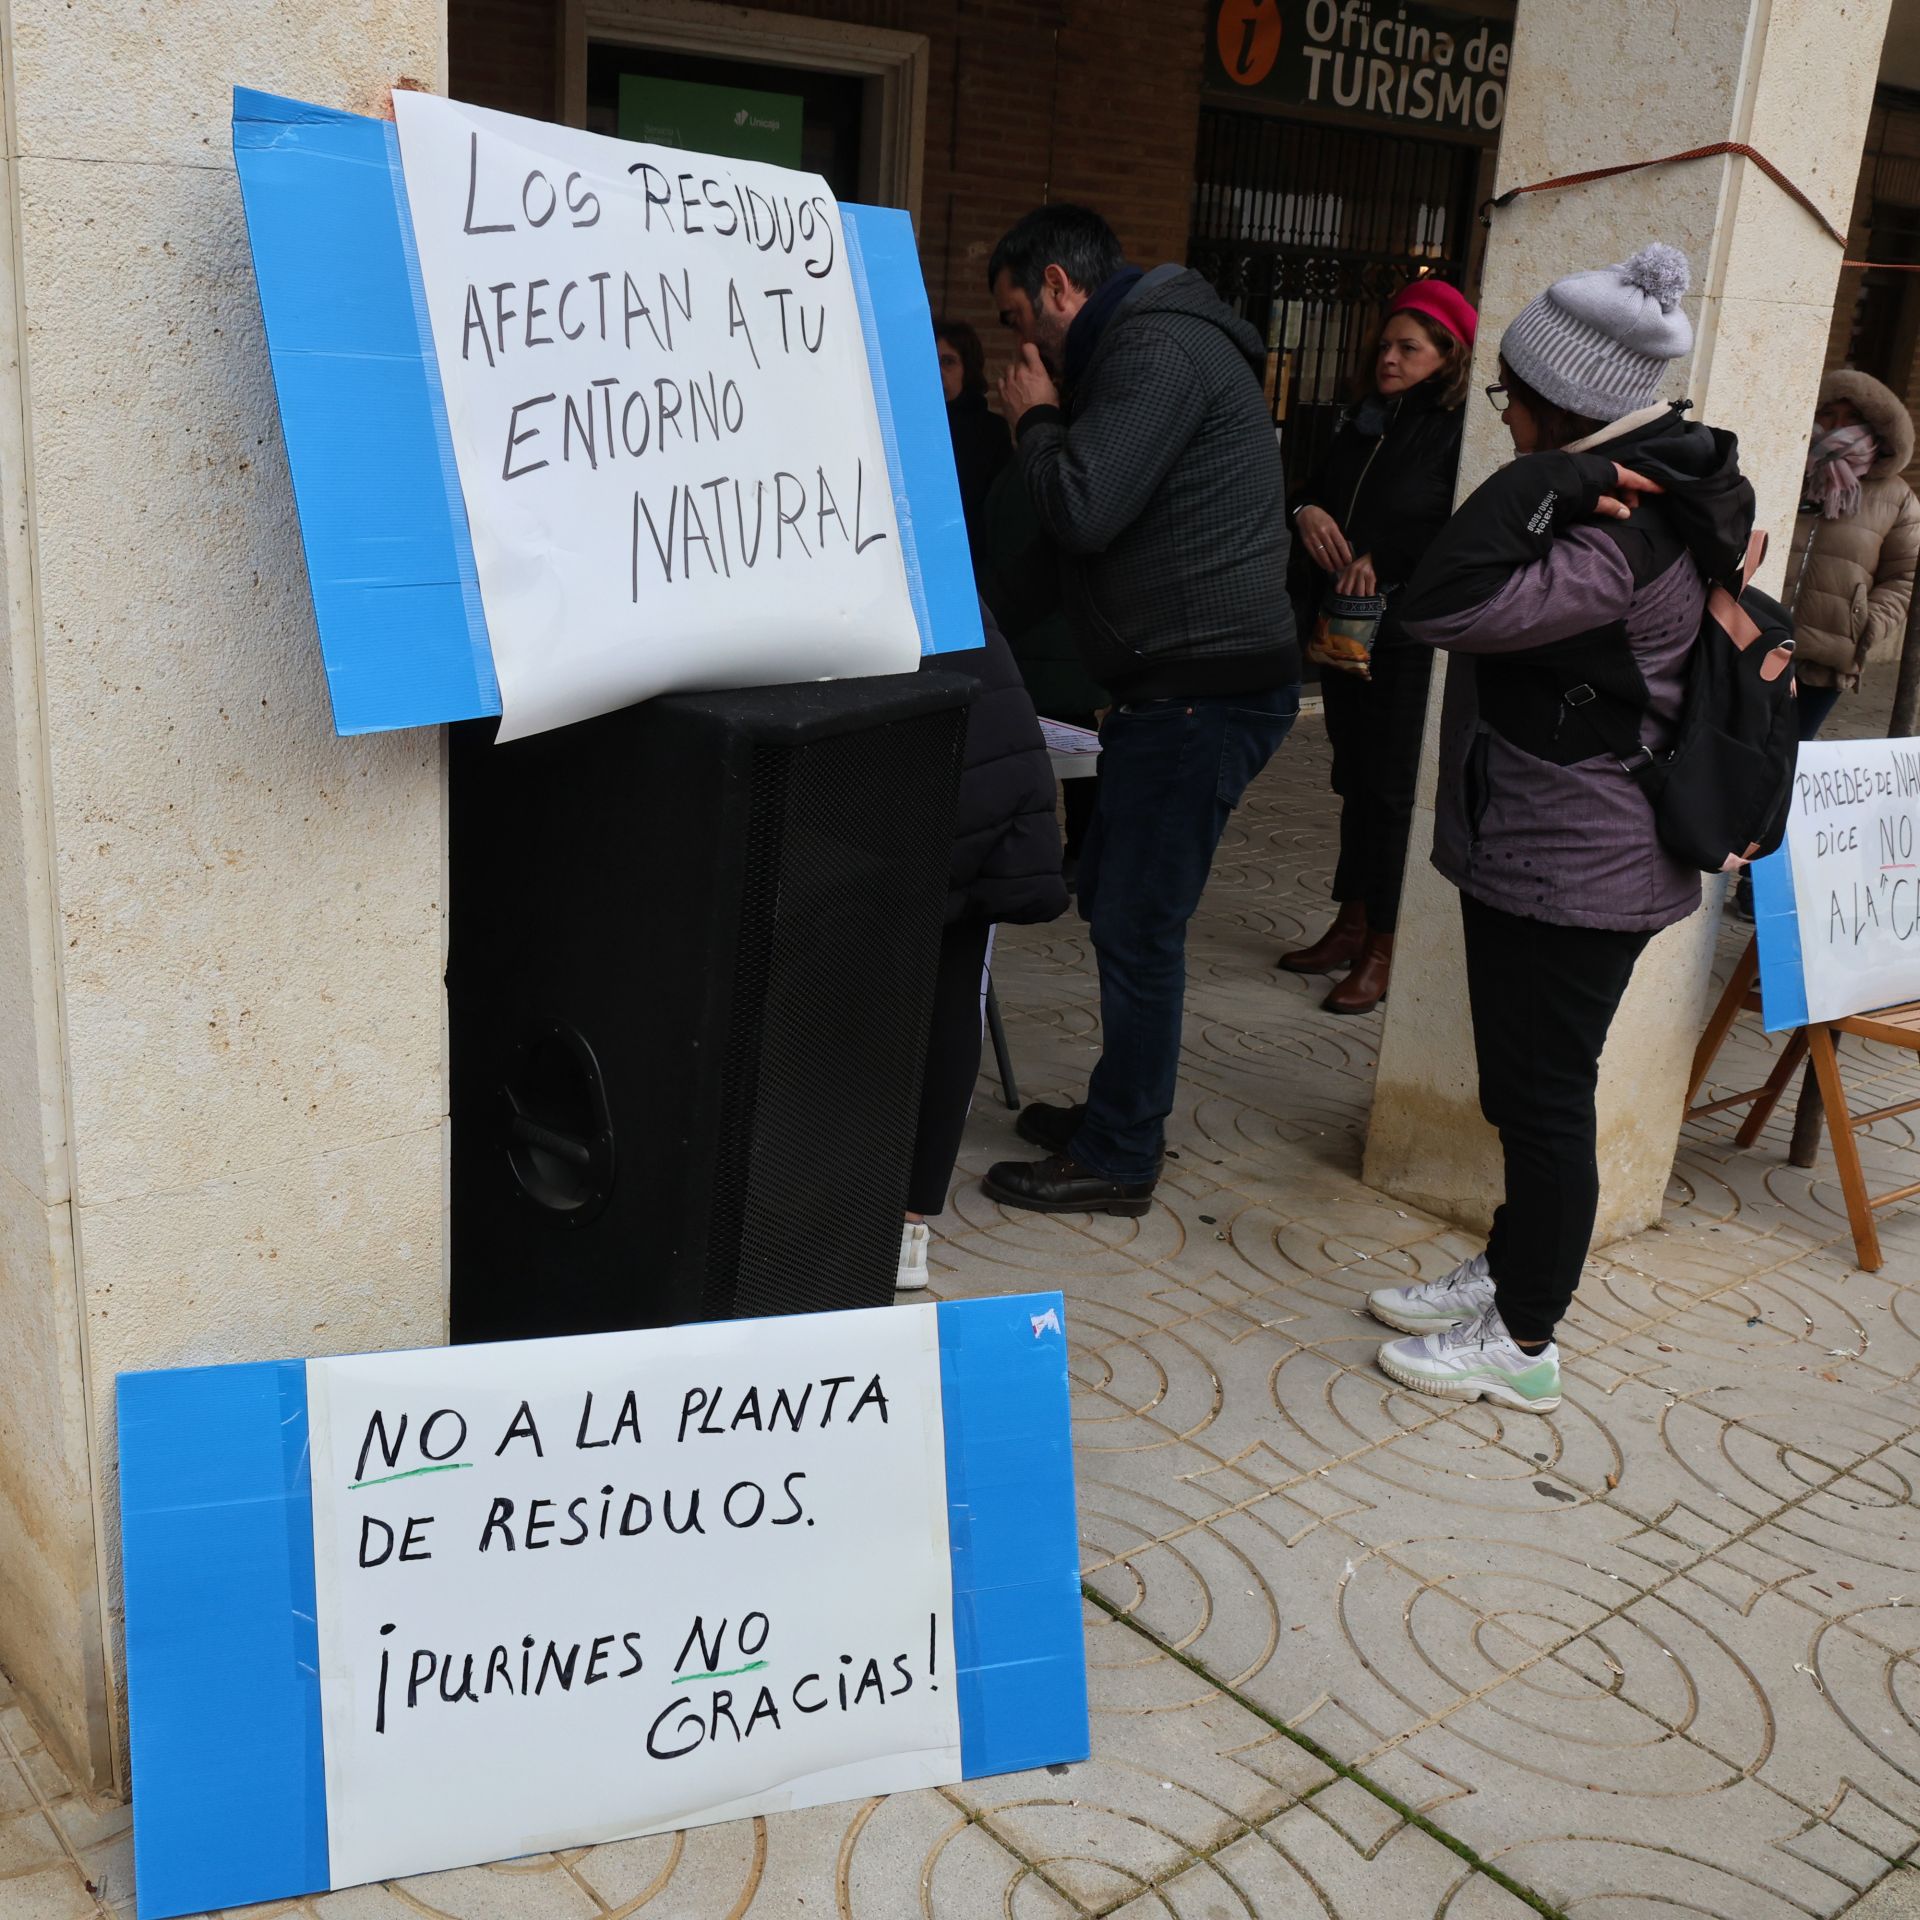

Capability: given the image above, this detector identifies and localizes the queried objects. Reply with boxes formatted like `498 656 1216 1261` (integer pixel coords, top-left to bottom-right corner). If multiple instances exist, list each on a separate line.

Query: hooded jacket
977 459 1108 720
1780 368 1920 691
1400 403 1754 933
1013 266 1300 701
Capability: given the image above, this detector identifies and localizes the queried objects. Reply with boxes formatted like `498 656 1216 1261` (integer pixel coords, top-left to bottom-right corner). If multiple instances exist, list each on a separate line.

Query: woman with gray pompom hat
1354 243 1758 1415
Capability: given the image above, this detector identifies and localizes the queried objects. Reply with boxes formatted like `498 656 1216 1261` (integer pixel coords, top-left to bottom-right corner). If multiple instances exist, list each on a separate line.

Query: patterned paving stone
29 706 1920 1917
1147 1811 1534 1919
1394 1708 1876 1918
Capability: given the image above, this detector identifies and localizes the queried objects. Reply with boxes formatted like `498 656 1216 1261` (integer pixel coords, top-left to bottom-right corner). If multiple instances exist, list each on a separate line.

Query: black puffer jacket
928 605 1071 927
947 391 1013 566
1290 380 1464 647
1014 265 1298 701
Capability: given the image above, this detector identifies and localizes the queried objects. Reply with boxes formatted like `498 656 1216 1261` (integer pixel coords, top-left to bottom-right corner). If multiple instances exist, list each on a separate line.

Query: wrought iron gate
1189 109 1480 497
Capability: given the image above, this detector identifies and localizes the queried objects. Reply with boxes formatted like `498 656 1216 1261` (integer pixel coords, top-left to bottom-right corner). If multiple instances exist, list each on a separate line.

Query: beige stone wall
0 2 452 1793
1366 0 1894 1246
0 64 101 1794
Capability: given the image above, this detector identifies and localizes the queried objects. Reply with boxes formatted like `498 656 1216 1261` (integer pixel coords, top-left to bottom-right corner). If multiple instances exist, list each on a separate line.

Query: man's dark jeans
1070 688 1299 1183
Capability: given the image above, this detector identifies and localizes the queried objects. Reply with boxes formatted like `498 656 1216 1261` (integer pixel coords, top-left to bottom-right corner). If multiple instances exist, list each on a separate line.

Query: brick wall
450 0 559 122
447 0 1207 351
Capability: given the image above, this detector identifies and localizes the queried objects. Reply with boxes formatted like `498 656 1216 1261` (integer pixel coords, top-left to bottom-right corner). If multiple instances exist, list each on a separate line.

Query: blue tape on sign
232 89 499 734
843 204 985 658
119 1359 327 1919
938 1293 1090 1777
1752 845 1809 1032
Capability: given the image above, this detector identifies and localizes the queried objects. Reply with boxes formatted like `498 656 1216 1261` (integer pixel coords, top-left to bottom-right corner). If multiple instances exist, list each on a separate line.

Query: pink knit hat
1387 280 1478 349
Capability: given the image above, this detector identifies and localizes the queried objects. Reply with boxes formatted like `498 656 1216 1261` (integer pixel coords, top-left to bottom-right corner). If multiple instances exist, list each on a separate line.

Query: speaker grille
712 707 963 1318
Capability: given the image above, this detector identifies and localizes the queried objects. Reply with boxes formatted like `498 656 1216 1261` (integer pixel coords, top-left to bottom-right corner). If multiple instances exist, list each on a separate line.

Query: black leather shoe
1016 1101 1086 1154
983 1154 1155 1217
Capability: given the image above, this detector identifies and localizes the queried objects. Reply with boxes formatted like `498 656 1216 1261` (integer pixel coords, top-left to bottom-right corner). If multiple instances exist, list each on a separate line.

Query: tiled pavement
8 699 1920 1918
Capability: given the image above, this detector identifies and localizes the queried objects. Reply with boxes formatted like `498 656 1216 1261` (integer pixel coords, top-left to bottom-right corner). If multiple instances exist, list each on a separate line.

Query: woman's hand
1594 464 1664 520
1295 505 1353 574
1336 554 1378 597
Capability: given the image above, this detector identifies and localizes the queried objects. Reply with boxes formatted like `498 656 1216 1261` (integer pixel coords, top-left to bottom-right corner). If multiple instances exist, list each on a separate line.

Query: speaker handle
499 1022 616 1228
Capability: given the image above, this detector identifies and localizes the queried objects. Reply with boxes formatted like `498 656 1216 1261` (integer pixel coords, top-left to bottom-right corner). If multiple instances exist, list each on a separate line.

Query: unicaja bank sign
1207 0 1510 143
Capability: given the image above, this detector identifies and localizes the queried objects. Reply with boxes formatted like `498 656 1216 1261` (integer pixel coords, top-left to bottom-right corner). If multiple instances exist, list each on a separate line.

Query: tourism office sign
1209 0 1510 144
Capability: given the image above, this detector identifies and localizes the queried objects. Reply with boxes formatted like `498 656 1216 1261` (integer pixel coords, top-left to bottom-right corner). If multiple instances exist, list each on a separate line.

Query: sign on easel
1754 737 1920 1029
119 1295 1086 1918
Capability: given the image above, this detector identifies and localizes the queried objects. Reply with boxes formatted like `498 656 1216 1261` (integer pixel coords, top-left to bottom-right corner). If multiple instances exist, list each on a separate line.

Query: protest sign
119 1294 1085 1917
1754 737 1920 1029
391 94 918 740
231 90 979 738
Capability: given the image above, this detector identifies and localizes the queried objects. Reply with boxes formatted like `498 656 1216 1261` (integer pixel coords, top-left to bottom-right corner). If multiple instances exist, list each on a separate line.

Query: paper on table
1039 719 1101 755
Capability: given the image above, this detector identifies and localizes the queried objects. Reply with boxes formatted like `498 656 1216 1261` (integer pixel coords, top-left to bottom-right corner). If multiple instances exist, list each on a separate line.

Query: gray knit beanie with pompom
1499 243 1693 422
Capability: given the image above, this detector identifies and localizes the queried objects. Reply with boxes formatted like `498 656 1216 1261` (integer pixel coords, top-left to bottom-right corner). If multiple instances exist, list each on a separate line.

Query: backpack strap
1473 503 1687 771
1705 528 1769 653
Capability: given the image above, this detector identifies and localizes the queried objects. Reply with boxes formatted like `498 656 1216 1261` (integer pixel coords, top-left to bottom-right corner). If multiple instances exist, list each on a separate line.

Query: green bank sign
1207 0 1509 142
618 75 805 170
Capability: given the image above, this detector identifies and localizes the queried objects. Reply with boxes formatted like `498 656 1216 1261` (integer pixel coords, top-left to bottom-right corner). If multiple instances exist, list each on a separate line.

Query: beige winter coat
1780 368 1920 691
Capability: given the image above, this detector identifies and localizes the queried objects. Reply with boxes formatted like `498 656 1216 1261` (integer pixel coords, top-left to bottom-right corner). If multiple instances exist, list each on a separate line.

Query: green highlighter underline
348 1462 474 1491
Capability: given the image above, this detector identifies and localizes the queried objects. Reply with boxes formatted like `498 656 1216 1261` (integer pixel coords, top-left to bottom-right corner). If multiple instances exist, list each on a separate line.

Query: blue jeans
1071 688 1299 1182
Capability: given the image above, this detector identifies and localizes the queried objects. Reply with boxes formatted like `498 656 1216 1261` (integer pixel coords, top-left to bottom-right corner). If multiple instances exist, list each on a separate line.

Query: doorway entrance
584 43 868 196
1188 108 1482 498
558 0 928 214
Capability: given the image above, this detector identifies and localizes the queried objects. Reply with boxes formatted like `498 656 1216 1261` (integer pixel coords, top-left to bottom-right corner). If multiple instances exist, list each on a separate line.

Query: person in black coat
937 320 1012 568
1280 280 1476 1015
976 458 1107 881
899 601 1069 1288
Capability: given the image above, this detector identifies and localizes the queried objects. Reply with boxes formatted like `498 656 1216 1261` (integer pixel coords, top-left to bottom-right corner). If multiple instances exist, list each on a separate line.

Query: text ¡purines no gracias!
346 1366 942 1764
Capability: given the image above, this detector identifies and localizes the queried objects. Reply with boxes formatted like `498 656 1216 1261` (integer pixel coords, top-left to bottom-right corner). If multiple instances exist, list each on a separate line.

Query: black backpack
1476 529 1799 874
1644 539 1800 873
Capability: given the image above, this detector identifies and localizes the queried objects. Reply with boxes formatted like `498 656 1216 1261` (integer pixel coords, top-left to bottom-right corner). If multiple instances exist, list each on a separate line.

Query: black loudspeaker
448 672 972 1344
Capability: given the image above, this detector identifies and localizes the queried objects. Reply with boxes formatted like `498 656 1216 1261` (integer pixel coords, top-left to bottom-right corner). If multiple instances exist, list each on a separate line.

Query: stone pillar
0 6 447 1793
1365 0 1892 1242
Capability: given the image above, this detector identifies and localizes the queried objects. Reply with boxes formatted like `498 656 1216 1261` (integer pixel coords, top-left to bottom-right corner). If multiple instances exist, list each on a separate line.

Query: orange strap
1484 141 1848 250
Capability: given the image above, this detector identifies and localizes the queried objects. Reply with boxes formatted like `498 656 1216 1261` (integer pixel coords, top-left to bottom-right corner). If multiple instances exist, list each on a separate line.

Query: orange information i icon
1215 0 1282 86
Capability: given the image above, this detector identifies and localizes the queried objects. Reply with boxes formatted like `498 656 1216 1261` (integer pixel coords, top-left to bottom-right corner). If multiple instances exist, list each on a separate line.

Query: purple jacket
1400 408 1753 934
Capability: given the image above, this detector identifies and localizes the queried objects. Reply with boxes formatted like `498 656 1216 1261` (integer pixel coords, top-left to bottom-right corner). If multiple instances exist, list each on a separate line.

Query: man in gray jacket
981 204 1300 1217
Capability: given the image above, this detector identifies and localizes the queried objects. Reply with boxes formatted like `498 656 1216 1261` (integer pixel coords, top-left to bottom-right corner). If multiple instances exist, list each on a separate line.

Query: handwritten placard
119 1296 1085 1918
232 90 978 737
389 93 921 740
308 1307 955 1881
1755 737 1920 1029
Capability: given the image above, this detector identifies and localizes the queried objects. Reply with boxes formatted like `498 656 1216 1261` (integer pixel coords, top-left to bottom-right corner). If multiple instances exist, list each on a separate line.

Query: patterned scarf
1803 422 1879 520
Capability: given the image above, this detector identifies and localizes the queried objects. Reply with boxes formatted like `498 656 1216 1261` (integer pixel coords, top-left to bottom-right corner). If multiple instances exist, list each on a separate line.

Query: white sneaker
1367 1250 1494 1334
1376 1304 1562 1413
896 1222 931 1290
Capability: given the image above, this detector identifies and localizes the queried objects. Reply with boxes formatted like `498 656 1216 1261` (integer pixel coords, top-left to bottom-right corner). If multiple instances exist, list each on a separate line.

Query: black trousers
1798 685 1842 740
1048 708 1102 860
1322 644 1434 933
1460 894 1652 1344
907 917 994 1217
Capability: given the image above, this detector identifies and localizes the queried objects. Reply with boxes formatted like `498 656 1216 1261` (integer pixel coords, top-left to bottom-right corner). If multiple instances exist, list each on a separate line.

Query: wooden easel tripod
1687 934 1920 1270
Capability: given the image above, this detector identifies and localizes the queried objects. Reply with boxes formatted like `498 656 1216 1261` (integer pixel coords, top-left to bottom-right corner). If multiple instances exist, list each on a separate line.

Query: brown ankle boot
1323 930 1393 1014
1278 899 1367 974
